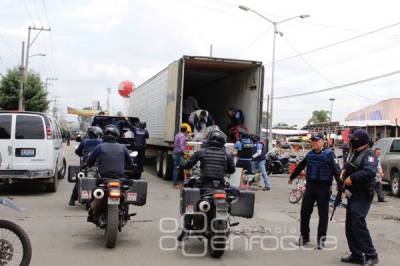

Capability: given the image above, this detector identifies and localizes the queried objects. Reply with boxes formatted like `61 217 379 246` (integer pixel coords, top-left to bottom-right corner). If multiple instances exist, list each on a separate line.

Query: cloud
65 0 130 32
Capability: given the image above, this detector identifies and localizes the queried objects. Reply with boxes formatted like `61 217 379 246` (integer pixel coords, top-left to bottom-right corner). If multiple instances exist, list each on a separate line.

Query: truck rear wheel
162 152 173 180
156 151 164 177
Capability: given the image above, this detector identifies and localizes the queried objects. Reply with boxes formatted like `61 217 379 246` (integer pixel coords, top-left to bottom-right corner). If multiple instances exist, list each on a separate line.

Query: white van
0 111 66 192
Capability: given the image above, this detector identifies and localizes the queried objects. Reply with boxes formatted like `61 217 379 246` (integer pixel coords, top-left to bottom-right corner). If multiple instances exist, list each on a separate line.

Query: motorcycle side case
77 177 97 204
180 188 200 215
68 165 80 183
230 190 255 218
125 180 148 206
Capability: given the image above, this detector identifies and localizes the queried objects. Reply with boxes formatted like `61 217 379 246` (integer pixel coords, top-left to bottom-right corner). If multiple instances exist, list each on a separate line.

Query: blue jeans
252 160 270 188
172 154 183 186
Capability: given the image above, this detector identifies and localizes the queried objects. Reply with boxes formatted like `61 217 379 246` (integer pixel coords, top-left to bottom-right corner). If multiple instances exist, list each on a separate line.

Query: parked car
372 138 400 196
0 111 66 192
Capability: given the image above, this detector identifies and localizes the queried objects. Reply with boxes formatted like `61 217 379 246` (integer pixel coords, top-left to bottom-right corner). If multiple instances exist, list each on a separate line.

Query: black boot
341 254 364 264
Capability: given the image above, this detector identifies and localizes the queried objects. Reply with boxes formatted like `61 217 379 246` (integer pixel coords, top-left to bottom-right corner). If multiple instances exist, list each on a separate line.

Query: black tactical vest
201 147 227 179
134 128 147 148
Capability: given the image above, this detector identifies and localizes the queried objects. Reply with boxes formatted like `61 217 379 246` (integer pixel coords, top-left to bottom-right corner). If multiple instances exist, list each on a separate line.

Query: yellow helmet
181 123 192 134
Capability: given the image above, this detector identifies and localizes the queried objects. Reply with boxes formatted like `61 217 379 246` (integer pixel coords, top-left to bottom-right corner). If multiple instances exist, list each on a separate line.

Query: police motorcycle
91 115 142 180
0 198 32 266
88 175 147 248
180 132 255 258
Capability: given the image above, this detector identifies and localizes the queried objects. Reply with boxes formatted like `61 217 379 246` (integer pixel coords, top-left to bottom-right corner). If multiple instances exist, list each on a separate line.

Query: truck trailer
129 55 264 180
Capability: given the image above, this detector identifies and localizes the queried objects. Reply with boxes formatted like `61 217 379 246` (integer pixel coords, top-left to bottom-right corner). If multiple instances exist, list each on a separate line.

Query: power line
266 21 400 66
32 0 43 26
0 34 18 56
274 69 400 99
235 25 272 57
282 36 380 102
22 0 36 26
41 0 51 26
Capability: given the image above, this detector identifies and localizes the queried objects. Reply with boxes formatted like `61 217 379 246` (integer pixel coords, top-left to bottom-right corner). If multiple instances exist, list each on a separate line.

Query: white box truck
129 56 264 180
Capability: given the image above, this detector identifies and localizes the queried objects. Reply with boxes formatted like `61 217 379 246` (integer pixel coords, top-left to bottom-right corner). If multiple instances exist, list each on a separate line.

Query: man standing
341 130 379 266
374 147 386 202
289 132 340 249
188 110 215 134
251 135 271 191
133 122 149 174
234 131 253 184
172 125 188 188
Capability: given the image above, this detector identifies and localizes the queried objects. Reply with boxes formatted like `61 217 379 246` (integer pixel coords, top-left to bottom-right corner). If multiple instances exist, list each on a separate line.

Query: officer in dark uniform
69 126 103 206
234 130 254 174
182 129 235 187
133 122 149 173
341 130 379 266
87 125 132 178
178 129 235 241
289 132 340 248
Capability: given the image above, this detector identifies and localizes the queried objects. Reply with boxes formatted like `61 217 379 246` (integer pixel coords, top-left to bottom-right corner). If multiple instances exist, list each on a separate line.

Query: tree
116 111 123 116
0 67 49 112
307 110 330 125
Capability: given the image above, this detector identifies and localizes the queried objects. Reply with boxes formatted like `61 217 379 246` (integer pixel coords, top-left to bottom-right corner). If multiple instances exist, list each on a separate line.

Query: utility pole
106 87 111 114
52 96 59 119
18 41 25 111
45 77 57 93
20 26 51 111
210 44 213 57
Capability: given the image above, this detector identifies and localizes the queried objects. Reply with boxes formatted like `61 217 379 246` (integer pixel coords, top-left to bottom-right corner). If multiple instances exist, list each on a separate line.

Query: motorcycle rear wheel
105 205 119 248
0 220 32 266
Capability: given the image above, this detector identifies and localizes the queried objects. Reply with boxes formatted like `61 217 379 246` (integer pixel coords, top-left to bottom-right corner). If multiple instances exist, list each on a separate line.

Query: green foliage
307 110 330 125
0 67 49 112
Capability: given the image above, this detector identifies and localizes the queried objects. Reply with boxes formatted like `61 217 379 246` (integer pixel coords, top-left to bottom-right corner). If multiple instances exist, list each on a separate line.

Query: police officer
341 130 379 266
289 132 340 248
133 122 149 173
251 135 270 191
178 129 235 241
87 125 132 178
182 129 235 187
234 130 254 175
69 126 103 206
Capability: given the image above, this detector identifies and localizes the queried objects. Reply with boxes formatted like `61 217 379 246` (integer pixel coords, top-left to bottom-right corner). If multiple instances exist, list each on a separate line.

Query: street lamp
239 5 309 150
329 98 335 122
29 53 46 58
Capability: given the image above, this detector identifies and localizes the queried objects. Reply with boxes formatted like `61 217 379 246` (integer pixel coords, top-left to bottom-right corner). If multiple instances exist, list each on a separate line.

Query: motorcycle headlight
130 151 139 157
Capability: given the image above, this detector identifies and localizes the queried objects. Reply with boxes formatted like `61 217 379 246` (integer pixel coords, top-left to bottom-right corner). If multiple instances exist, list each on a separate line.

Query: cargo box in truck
129 56 264 180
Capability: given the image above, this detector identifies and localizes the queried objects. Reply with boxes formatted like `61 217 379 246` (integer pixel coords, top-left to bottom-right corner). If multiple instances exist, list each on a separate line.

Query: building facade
346 98 400 124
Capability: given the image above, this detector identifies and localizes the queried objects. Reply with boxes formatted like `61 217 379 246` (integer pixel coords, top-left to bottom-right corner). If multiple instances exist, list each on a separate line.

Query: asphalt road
1 143 400 266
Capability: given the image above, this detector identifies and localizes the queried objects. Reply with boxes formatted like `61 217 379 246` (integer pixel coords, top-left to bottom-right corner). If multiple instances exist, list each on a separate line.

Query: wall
345 98 400 124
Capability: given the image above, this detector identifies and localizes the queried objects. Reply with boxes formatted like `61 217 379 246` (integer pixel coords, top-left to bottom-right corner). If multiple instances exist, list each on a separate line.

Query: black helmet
104 124 120 140
139 122 146 129
87 126 103 139
350 129 369 149
207 129 226 148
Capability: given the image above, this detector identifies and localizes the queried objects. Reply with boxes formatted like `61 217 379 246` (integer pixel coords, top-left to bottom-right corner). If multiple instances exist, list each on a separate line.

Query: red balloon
118 81 134 98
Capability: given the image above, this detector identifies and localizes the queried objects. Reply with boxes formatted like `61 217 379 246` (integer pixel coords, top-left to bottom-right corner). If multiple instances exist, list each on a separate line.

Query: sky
1 0 400 127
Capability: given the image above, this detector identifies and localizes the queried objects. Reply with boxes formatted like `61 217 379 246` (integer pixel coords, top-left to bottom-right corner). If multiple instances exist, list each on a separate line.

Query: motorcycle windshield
0 198 22 213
